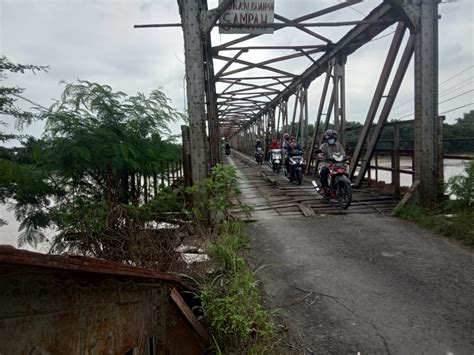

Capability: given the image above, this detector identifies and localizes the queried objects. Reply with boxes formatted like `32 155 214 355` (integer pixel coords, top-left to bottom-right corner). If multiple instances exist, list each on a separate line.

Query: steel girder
212 1 403 137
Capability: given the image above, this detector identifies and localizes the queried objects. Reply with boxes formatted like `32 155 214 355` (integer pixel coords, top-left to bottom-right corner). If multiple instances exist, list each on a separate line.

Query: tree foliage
0 55 48 133
0 80 184 264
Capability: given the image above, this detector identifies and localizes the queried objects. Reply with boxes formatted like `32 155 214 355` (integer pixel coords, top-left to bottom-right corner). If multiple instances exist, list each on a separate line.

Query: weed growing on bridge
184 164 276 353
184 163 252 236
198 220 276 353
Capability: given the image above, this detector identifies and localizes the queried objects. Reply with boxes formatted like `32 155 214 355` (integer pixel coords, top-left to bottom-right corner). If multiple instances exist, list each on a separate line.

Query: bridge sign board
219 0 274 34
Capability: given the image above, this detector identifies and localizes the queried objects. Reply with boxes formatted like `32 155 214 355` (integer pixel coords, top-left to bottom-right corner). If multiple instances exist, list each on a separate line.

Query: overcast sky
1 0 473 142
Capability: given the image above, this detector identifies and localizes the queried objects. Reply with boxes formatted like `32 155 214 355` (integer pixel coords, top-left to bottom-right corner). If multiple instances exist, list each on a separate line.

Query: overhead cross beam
227 3 397 133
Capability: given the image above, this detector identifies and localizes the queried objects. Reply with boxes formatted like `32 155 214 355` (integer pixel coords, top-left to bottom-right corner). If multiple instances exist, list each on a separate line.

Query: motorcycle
255 146 264 165
269 149 282 173
287 149 305 185
311 151 352 209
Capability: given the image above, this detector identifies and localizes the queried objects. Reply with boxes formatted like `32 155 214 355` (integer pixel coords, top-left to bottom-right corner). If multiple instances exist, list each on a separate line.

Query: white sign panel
219 0 274 34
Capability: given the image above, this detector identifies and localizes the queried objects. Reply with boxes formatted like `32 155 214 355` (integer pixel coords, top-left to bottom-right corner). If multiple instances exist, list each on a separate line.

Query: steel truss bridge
140 0 443 206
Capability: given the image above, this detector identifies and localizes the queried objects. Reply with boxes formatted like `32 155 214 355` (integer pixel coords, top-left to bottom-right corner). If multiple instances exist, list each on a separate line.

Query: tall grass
395 161 474 246
198 220 276 353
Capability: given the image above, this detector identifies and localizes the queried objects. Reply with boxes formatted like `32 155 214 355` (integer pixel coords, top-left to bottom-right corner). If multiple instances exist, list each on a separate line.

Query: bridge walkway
227 150 400 221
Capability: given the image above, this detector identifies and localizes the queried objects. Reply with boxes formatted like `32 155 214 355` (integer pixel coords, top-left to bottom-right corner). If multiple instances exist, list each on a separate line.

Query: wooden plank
298 203 316 217
391 180 420 216
279 211 305 216
276 206 302 213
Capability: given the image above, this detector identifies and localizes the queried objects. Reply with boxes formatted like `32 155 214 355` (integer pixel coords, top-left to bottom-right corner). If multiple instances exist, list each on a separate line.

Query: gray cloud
0 0 472 143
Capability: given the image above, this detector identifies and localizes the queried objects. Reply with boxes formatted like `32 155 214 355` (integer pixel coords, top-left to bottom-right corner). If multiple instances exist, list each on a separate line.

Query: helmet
324 129 338 144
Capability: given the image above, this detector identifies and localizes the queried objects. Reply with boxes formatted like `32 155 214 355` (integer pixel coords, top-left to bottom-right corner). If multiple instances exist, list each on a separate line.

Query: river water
0 159 469 252
365 157 469 186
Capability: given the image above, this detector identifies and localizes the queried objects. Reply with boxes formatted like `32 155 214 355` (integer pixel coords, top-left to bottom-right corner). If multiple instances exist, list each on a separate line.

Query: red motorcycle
312 152 352 209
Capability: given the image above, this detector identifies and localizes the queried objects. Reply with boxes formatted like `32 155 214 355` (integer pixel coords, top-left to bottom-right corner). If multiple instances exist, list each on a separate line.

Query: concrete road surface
248 215 474 354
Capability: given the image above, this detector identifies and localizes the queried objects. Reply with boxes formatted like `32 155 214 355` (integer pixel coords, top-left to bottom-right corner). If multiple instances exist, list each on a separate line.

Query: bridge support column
178 0 209 185
401 0 441 206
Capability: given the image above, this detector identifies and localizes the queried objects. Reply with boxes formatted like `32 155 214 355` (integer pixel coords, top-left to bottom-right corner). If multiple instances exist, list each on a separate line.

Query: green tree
0 56 48 136
1 80 184 261
444 110 474 153
0 56 48 227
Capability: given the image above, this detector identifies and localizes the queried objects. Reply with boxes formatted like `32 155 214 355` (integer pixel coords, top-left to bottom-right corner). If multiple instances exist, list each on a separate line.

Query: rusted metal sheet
0 245 183 283
170 288 210 344
0 246 208 354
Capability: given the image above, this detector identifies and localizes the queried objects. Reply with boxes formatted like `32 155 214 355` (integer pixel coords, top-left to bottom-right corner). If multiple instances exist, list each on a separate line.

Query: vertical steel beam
290 88 300 136
349 22 406 179
275 104 281 140
178 0 208 184
321 90 335 145
332 60 340 131
296 87 305 141
181 125 193 187
303 86 309 151
413 0 441 206
307 66 332 172
355 36 414 187
392 122 401 195
204 40 220 166
436 116 444 200
339 60 346 146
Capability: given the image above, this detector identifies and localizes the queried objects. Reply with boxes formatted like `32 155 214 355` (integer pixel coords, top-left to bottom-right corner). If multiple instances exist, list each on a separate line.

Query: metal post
290 88 300 136
307 66 332 173
275 103 281 141
178 0 209 184
375 153 378 182
339 59 346 147
296 86 305 141
415 0 441 205
332 60 340 132
437 116 444 200
303 86 309 152
204 40 220 167
392 122 401 195
320 90 335 145
181 125 193 187
402 0 440 206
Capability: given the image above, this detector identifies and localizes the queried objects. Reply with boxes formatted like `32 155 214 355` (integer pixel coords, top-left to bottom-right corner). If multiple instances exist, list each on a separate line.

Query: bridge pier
400 0 442 206
178 0 209 185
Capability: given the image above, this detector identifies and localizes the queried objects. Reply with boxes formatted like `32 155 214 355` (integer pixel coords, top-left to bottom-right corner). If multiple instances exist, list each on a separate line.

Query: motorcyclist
255 139 263 160
282 133 291 172
287 135 303 181
282 133 290 152
318 129 345 195
288 134 302 154
270 138 280 149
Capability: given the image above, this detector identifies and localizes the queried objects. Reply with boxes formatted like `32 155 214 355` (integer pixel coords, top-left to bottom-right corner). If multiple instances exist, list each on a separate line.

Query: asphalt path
248 205 474 354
